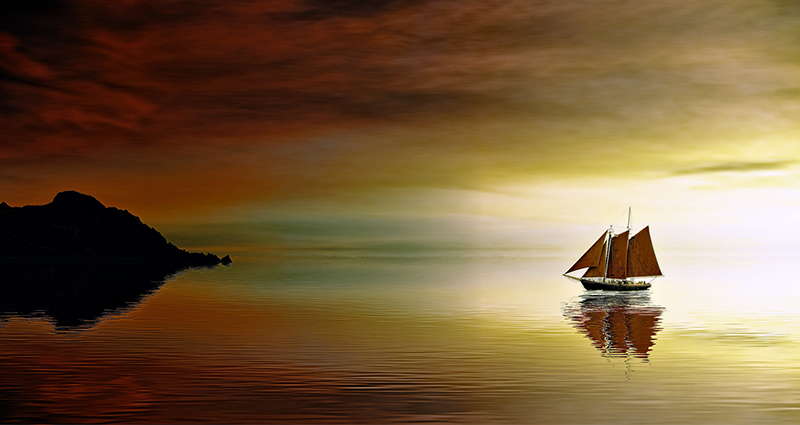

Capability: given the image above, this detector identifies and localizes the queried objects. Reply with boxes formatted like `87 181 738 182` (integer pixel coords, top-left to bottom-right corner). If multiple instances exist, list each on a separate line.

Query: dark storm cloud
0 0 497 162
0 0 73 32
290 0 422 19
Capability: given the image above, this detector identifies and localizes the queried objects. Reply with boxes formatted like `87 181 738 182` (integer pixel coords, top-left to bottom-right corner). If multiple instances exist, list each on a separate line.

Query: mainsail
607 230 629 279
567 226 662 279
627 226 662 277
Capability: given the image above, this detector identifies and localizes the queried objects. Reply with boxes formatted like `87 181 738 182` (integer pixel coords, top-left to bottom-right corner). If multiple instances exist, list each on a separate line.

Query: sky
4 0 800 254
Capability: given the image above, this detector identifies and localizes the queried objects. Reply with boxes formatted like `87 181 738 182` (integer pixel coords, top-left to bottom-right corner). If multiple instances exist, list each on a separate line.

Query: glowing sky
4 0 800 253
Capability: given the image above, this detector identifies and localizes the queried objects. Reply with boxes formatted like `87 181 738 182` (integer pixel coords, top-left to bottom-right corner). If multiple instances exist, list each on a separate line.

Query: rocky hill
0 191 231 266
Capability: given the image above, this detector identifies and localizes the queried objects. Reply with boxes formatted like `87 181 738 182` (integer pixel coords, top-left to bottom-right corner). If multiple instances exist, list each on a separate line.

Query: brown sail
626 226 663 277
606 230 629 279
582 240 607 278
566 231 607 273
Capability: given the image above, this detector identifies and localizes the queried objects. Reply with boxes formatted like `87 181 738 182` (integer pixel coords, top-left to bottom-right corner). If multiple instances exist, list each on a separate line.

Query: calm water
3 252 800 423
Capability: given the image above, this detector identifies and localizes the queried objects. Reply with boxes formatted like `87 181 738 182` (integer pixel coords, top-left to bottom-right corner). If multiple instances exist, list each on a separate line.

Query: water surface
2 253 800 423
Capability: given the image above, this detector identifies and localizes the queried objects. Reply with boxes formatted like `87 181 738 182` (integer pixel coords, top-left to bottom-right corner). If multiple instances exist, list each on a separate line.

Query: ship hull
580 278 651 291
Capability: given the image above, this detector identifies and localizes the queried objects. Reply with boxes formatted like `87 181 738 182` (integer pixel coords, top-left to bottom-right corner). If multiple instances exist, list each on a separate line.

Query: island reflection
0 262 195 331
563 291 664 359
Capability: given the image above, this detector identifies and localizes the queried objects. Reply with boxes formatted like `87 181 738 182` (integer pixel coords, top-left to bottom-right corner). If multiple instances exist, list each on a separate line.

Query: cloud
672 160 796 176
289 0 424 20
5 0 800 219
3 0 501 162
2 0 795 155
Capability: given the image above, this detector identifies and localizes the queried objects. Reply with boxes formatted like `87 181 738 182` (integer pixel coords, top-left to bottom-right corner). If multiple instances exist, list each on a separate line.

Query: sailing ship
564 208 662 291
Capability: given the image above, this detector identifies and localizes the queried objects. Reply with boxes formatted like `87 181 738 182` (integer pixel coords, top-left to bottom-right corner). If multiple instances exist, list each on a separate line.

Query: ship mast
604 225 613 282
605 207 631 282
627 206 631 231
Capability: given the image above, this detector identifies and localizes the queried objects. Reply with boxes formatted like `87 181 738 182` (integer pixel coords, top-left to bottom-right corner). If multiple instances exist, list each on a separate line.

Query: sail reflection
563 292 664 359
0 262 192 331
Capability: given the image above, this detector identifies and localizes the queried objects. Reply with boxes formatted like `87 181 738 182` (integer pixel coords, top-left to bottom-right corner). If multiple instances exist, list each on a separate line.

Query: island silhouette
0 191 231 330
0 190 230 265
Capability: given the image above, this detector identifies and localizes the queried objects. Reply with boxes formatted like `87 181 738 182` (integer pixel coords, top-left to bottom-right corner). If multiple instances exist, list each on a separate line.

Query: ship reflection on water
563 291 664 359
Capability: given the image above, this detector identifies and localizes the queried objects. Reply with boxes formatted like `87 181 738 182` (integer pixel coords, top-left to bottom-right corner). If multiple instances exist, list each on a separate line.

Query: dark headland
0 190 232 266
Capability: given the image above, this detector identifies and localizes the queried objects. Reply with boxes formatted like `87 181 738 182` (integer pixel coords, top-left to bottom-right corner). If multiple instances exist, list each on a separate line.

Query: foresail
626 226 663 277
607 230 629 279
582 241 607 278
566 231 607 273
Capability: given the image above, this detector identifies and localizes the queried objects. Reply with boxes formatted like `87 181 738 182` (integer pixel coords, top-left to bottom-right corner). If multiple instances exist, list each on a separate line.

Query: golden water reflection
563 291 664 359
